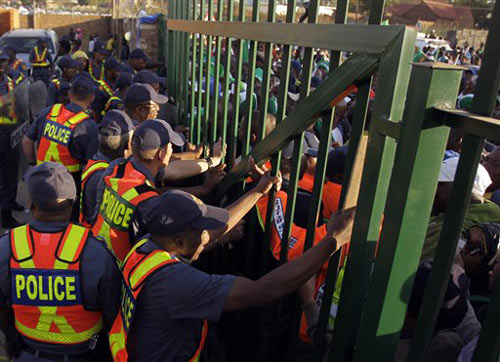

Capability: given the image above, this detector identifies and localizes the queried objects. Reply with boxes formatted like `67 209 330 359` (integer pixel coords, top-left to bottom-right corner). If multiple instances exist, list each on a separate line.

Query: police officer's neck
70 98 92 111
133 156 162 178
32 210 71 223
152 236 180 255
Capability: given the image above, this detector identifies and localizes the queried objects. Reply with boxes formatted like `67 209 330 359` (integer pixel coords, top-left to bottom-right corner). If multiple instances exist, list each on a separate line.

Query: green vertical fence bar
177 0 185 120
167 0 175 98
227 0 245 166
189 0 199 144
221 0 234 163
196 0 205 145
202 0 214 148
240 0 260 157
311 1 349 358
408 2 500 360
174 0 182 111
328 26 416 362
472 276 500 362
210 0 223 143
182 0 190 123
353 63 463 362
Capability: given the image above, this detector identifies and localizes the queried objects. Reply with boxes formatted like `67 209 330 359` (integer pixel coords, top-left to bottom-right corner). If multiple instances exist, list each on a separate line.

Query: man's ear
174 235 185 252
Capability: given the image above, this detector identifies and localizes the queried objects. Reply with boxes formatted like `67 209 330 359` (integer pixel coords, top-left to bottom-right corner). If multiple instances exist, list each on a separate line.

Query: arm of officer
22 110 48 164
0 234 13 337
223 208 355 311
70 119 99 162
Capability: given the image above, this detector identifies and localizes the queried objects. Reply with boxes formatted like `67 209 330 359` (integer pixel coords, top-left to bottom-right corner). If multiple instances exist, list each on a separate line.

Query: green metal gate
165 0 500 361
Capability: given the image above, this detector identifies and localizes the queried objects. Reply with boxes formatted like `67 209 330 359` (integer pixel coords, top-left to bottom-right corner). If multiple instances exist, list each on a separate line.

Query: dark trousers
32 67 50 86
0 131 19 210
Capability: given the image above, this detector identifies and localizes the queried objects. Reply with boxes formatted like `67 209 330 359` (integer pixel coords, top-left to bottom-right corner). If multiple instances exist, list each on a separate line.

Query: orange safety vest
9 224 103 344
298 173 314 193
79 159 110 228
89 61 104 83
33 46 49 67
255 190 327 262
36 104 90 173
12 58 24 71
322 181 342 221
108 238 208 362
92 160 158 263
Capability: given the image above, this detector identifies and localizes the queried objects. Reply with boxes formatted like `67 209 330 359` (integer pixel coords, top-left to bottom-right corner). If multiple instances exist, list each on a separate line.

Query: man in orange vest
22 75 99 221
29 39 53 86
0 162 121 361
92 118 226 262
80 110 135 227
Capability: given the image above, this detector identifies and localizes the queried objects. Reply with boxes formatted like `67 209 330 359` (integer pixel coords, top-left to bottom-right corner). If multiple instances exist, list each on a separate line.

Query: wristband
205 157 214 169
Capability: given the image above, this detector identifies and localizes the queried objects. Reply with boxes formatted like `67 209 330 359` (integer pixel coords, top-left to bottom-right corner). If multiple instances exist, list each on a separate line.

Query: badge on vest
11 269 82 306
42 120 73 146
120 282 135 334
100 187 135 231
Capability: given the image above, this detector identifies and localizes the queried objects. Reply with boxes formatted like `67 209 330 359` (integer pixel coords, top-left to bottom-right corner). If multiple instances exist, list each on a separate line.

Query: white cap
438 157 492 196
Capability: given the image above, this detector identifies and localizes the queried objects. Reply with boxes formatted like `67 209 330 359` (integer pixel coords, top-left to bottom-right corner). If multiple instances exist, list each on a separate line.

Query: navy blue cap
145 190 229 236
24 162 77 207
115 72 133 90
129 48 148 60
0 47 9 60
93 41 108 55
121 65 135 74
71 74 97 94
132 119 184 149
291 60 302 73
133 70 165 85
99 110 135 136
124 83 168 105
104 57 123 71
58 55 79 69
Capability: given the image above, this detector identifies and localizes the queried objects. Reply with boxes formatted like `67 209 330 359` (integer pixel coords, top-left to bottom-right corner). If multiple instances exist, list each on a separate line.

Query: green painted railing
166 0 500 361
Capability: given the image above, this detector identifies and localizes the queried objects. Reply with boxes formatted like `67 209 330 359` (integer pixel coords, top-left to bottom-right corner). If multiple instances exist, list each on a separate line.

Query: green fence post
196 0 206 145
189 0 199 144
353 63 464 362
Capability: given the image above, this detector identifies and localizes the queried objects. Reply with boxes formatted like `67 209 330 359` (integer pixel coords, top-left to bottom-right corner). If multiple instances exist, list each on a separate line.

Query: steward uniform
92 158 159 263
79 154 111 228
10 58 28 78
91 77 115 121
100 95 123 117
0 220 121 361
46 78 71 107
109 238 208 362
0 74 21 222
29 47 52 86
298 173 342 222
88 61 104 84
26 103 98 221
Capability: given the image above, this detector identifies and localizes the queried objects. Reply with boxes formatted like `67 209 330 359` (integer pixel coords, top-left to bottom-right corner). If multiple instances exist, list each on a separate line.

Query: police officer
80 110 135 227
132 69 164 93
108 185 355 361
101 72 132 116
123 83 165 126
46 55 80 106
88 41 107 84
128 48 148 73
5 45 28 78
0 46 23 228
22 75 99 221
0 162 121 361
29 39 53 86
92 57 123 120
92 118 226 262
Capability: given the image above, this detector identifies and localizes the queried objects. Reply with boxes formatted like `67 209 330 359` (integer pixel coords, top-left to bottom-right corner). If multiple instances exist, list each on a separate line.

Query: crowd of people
0 25 498 362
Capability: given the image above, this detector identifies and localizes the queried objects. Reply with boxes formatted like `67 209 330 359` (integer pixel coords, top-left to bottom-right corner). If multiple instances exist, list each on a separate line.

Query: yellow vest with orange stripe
101 96 123 116
108 238 208 362
92 159 159 263
89 61 104 83
36 104 90 173
33 46 49 67
79 159 110 228
9 224 103 345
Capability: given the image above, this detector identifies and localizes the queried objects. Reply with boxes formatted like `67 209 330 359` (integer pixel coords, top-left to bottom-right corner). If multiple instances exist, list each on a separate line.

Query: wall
18 14 111 50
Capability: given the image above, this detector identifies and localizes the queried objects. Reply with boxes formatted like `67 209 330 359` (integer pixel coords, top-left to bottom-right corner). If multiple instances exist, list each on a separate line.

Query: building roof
387 1 473 23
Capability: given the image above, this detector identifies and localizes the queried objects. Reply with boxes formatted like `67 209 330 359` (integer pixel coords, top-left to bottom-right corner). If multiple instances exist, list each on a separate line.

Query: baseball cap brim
191 204 229 231
165 122 185 147
151 93 168 104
